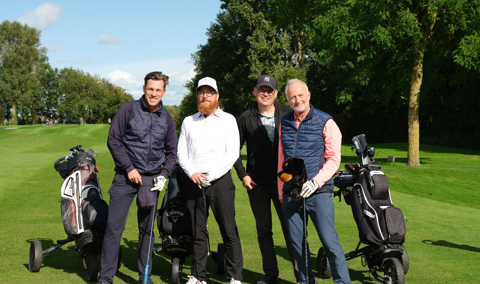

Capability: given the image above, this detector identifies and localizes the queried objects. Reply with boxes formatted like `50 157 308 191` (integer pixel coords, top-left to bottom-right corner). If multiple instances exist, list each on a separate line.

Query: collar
140 94 163 113
194 107 223 121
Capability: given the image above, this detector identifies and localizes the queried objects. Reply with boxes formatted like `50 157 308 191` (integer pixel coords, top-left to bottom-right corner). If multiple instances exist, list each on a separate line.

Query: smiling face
254 85 277 109
143 79 166 112
196 85 219 116
286 81 310 118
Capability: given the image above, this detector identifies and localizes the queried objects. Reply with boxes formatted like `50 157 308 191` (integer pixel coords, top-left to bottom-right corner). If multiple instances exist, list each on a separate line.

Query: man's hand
242 176 257 191
128 169 142 185
191 173 211 188
151 176 166 191
300 180 319 198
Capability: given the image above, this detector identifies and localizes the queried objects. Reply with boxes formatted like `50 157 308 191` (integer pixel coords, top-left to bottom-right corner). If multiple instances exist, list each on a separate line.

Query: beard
197 99 219 116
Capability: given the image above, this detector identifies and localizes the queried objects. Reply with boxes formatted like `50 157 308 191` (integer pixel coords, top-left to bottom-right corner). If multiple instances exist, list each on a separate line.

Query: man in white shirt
177 77 243 284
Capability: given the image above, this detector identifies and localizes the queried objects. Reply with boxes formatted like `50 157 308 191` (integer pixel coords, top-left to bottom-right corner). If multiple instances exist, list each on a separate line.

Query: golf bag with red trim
54 145 108 257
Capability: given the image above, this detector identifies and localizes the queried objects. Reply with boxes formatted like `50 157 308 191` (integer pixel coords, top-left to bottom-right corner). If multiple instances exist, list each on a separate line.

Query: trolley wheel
29 240 43 272
117 247 123 270
171 257 181 284
383 257 405 284
400 245 409 274
84 254 99 282
217 243 225 275
317 247 331 279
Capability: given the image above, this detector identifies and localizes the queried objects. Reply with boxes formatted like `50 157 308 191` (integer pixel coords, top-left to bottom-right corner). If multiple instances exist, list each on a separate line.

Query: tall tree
0 21 47 125
309 0 480 166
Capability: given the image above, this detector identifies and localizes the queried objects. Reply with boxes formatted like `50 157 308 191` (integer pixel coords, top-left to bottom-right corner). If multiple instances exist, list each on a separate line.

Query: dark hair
144 71 169 87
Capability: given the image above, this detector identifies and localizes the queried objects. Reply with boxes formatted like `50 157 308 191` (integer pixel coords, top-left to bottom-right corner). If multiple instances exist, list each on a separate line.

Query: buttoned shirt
178 107 240 181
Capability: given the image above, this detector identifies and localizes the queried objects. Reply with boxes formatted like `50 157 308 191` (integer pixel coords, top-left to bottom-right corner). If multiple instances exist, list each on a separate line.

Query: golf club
303 197 309 284
142 190 159 284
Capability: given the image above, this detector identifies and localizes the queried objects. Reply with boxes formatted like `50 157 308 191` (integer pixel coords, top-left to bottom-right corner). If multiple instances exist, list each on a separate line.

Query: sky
0 0 223 106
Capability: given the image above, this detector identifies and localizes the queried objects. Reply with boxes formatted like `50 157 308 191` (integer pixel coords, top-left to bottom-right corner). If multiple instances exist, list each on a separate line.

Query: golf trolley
153 165 225 284
28 145 120 282
317 134 409 284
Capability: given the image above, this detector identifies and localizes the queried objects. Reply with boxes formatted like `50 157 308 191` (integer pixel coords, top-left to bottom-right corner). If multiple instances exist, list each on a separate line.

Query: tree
309 0 480 166
181 0 311 121
0 21 47 125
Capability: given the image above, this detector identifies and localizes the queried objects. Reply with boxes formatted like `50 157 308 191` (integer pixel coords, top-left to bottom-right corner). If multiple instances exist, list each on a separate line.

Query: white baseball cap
197 77 218 93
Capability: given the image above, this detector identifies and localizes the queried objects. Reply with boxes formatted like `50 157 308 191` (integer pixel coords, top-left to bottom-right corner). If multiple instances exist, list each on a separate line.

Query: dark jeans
248 183 298 279
178 170 243 281
98 172 158 283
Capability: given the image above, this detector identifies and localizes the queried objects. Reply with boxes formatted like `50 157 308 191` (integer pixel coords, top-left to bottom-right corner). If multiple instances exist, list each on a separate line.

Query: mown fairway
0 124 479 283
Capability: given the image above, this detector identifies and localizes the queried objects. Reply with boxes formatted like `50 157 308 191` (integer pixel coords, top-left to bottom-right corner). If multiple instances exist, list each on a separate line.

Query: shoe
257 275 278 284
186 275 206 284
229 278 241 284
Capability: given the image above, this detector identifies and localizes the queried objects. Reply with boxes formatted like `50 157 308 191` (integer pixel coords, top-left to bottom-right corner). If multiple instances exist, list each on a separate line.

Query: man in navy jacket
98 71 178 284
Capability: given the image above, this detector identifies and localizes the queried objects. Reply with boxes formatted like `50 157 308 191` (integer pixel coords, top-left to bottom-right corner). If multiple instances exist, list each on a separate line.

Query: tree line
0 20 134 126
179 0 480 166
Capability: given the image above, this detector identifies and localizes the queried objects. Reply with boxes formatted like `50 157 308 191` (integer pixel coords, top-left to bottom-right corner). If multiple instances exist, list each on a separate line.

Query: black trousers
248 183 299 279
98 172 158 283
178 170 243 281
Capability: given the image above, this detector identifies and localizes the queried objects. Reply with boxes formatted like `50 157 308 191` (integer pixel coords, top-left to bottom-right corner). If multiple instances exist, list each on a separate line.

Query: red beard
197 99 218 116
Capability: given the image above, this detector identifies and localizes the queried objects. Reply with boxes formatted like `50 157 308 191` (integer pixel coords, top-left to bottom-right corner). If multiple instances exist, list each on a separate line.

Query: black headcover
277 157 308 201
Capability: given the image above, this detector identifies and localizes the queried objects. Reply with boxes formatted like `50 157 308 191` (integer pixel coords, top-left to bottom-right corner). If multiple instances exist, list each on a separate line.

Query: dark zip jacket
107 95 178 178
234 101 292 185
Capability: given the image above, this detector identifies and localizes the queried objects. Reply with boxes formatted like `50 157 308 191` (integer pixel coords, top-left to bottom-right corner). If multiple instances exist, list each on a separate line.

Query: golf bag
54 145 108 257
319 134 408 284
157 165 193 258
349 134 406 246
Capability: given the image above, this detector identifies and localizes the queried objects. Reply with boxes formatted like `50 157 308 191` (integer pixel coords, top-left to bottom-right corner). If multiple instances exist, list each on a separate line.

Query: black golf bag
153 165 193 284
55 145 109 257
318 134 408 284
157 165 193 258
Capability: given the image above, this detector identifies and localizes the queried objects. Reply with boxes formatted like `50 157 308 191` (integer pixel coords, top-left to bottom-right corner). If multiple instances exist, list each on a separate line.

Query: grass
0 124 479 283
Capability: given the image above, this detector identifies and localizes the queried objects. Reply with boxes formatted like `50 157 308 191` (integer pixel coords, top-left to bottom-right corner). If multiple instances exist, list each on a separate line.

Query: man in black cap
234 75 297 284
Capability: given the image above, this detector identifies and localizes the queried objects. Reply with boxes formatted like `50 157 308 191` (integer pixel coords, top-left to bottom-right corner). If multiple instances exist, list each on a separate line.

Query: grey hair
284 79 309 99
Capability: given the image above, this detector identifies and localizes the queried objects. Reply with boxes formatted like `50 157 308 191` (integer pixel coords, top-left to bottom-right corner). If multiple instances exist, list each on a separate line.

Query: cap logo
264 77 270 82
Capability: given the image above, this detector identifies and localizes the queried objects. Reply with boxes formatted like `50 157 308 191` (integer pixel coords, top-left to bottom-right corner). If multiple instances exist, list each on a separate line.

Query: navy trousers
98 172 158 283
282 192 351 284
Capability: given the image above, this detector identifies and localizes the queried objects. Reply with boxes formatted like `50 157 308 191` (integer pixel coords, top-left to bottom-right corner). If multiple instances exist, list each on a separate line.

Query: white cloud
107 70 141 91
98 33 121 44
44 43 61 52
87 58 197 105
18 2 63 31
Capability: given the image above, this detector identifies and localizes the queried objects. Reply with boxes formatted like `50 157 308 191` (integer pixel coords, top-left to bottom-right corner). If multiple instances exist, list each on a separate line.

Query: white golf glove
197 176 212 189
151 176 166 191
300 180 319 198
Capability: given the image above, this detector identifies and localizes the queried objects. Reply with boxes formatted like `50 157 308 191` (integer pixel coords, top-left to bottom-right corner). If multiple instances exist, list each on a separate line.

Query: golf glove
300 180 319 198
151 176 166 191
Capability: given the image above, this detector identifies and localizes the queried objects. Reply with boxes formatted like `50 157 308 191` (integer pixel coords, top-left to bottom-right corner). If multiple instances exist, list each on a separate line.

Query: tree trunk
407 54 422 167
10 105 18 125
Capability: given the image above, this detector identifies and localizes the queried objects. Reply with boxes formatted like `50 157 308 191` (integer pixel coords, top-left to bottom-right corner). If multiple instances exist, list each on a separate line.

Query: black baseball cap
256 75 276 90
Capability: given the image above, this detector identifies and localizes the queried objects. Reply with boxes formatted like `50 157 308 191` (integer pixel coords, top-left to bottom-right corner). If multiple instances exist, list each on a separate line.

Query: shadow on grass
423 240 480 253
25 238 91 282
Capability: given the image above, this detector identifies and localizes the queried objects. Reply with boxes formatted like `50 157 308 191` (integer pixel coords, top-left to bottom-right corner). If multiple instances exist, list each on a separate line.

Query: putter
303 197 309 284
201 184 217 284
142 190 159 284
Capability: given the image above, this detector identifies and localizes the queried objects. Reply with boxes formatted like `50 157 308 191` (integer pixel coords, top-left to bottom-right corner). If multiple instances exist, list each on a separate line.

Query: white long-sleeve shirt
178 108 240 181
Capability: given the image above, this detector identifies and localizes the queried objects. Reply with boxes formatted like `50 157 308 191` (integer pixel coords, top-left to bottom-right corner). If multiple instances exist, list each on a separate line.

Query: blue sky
0 0 223 106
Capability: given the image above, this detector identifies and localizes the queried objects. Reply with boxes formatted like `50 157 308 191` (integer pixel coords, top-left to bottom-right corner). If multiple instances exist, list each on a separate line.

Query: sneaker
186 275 206 284
229 278 241 284
257 275 278 284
